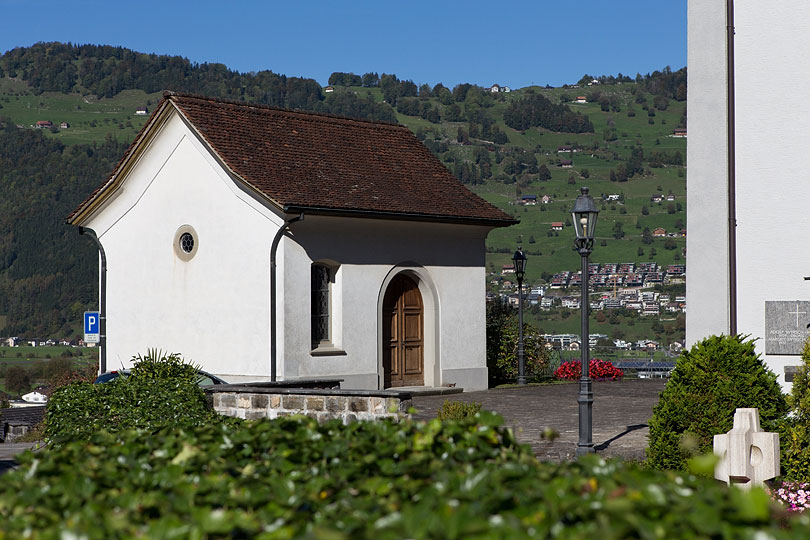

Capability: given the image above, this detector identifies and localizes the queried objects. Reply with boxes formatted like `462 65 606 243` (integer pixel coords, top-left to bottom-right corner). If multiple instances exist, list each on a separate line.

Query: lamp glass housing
512 249 527 281
572 187 599 240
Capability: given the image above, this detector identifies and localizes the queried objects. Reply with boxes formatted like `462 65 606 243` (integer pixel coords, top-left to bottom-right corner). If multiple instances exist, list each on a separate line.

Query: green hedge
45 375 215 446
3 413 809 538
45 350 218 446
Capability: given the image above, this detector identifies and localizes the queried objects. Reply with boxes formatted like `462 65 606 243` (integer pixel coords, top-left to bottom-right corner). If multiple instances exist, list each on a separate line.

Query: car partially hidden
94 369 228 386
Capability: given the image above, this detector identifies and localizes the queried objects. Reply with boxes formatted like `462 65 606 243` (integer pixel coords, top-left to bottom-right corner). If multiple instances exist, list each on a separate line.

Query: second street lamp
512 248 528 385
572 187 599 456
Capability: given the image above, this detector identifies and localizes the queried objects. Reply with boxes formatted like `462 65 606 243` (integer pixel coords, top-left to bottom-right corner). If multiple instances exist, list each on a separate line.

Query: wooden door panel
403 313 422 341
382 274 424 388
403 345 422 374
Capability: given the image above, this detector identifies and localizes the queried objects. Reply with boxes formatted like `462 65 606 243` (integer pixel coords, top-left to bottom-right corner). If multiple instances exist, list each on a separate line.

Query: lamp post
572 187 599 456
512 248 528 385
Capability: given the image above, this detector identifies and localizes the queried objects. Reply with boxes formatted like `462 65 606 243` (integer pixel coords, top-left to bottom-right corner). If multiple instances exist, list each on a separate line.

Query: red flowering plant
554 358 623 381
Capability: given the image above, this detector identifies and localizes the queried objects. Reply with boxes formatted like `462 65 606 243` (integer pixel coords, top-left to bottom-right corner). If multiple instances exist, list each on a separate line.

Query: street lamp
572 186 599 456
512 248 528 385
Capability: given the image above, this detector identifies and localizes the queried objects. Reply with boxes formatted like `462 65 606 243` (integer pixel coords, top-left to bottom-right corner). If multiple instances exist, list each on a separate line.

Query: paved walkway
0 442 39 474
412 379 667 462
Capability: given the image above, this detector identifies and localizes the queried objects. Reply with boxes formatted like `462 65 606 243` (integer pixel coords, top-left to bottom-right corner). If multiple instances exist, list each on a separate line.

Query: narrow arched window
311 264 331 346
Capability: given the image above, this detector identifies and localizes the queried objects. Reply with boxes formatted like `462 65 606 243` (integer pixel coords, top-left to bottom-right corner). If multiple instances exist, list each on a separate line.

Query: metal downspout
79 227 107 374
270 213 304 381
727 0 738 335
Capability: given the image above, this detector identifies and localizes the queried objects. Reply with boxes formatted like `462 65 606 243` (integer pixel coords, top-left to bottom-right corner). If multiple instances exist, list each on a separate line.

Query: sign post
84 311 100 344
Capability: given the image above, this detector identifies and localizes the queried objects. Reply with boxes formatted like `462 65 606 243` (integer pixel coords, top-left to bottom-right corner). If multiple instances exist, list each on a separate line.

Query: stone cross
713 408 780 490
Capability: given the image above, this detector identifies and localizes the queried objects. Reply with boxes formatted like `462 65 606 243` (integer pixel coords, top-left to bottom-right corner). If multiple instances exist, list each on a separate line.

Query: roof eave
281 204 519 228
66 98 178 226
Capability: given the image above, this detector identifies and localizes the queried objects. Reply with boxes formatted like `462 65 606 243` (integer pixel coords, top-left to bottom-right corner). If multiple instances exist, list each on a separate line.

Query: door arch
382 274 424 388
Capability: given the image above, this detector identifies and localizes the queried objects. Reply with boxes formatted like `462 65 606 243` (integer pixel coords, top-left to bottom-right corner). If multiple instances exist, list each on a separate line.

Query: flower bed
554 358 624 381
773 481 810 513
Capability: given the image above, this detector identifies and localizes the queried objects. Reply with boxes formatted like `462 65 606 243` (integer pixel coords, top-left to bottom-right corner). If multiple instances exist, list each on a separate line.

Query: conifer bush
647 335 787 471
780 338 810 481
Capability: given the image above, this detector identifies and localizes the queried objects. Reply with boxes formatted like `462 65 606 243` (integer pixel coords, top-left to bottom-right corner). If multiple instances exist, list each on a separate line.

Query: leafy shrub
2 414 808 538
554 358 623 380
129 348 199 383
486 299 549 385
45 350 215 446
437 400 482 421
780 339 810 481
647 335 787 471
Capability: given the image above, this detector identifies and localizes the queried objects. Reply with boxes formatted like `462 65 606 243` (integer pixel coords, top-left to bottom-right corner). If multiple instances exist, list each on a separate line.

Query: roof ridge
164 91 407 130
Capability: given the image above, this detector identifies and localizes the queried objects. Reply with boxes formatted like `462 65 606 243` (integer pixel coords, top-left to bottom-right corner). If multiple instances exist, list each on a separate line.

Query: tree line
0 119 128 337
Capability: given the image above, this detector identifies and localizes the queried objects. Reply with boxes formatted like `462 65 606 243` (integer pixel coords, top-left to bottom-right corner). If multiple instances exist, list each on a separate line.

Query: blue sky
1 0 686 89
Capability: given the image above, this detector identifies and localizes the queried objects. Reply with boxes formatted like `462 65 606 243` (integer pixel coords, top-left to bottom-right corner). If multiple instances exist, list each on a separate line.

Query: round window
173 225 198 261
179 232 194 253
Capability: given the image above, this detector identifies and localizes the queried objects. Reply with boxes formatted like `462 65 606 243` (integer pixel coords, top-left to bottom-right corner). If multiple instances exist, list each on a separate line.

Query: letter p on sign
84 311 100 343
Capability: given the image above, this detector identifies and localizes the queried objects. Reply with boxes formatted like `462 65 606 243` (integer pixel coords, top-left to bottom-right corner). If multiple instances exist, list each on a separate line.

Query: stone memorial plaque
765 301 810 355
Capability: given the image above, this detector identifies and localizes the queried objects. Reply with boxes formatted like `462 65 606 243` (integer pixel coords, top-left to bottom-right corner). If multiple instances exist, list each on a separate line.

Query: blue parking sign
84 311 100 343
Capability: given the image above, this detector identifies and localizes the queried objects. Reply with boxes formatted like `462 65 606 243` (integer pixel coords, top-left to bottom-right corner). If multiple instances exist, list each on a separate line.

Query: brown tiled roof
69 93 516 227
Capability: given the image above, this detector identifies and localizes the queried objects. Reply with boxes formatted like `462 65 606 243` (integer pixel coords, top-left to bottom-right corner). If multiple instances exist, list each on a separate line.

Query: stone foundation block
251 394 269 409
306 397 325 411
325 396 347 412
348 398 369 412
283 395 306 410
237 395 252 409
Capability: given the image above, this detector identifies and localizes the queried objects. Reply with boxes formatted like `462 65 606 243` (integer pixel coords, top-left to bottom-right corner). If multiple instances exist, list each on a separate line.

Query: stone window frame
310 261 345 356
173 225 199 261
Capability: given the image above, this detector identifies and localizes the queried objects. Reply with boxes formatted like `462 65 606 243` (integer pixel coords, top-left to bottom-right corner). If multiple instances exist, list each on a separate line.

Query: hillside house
324 86 334 93
673 128 687 137
560 159 573 168
67 93 516 391
520 194 537 205
653 228 667 237
135 107 149 115
489 84 500 93
575 96 587 103
60 121 70 129
502 264 515 274
551 222 564 231
541 195 552 204
651 194 664 203
35 120 52 128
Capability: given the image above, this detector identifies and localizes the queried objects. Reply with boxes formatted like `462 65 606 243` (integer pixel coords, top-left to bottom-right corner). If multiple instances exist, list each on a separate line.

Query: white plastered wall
83 112 283 377
280 217 491 390
685 0 732 345
733 0 810 385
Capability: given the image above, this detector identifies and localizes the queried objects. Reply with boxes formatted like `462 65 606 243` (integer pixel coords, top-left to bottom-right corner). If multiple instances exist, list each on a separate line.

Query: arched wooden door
383 274 424 388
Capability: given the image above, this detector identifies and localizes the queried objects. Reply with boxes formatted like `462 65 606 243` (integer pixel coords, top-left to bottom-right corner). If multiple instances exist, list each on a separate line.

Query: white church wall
685 0 732 345
85 113 284 377
688 1 810 385
734 0 810 385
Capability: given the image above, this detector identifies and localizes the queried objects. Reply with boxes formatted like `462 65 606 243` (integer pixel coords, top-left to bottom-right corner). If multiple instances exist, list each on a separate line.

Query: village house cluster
491 262 686 319
3 337 89 348
539 332 670 353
